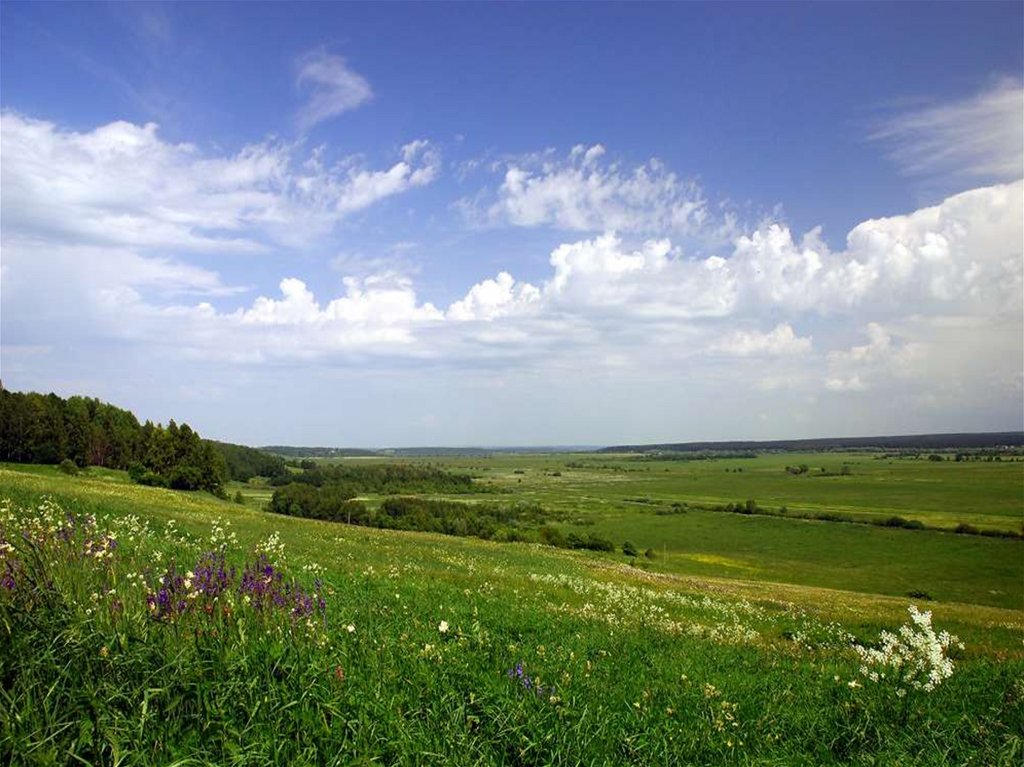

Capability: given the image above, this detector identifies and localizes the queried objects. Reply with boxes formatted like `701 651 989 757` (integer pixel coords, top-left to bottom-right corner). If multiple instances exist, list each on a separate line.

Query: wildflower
99 646 109 658
334 665 346 683
438 620 449 634
854 605 962 694
347 624 356 633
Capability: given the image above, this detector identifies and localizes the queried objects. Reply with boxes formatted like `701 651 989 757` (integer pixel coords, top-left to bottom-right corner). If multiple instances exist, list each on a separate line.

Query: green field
1 458 1023 765
236 452 1024 610
427 451 1024 529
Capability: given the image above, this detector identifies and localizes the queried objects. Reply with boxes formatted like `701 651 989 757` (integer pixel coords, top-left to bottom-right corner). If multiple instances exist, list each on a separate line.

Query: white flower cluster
528 572 762 644
209 518 238 550
301 561 325 577
256 531 285 562
855 605 964 694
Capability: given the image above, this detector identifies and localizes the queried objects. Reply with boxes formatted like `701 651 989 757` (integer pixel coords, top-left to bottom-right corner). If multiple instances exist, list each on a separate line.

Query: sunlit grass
1 463 1022 764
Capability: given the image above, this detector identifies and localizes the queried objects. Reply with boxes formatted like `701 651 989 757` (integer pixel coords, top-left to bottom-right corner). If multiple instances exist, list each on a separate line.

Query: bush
954 523 980 535
877 516 925 530
539 525 567 548
566 533 615 552
815 512 854 524
233 490 245 505
644 548 656 559
168 465 205 491
58 458 79 476
622 541 638 557
136 471 167 488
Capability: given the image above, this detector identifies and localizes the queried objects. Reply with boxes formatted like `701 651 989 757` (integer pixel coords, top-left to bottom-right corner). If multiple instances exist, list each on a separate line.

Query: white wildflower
854 605 962 694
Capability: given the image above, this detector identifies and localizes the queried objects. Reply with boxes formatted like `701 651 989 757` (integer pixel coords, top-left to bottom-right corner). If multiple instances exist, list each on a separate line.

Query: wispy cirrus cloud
295 50 373 132
870 79 1023 184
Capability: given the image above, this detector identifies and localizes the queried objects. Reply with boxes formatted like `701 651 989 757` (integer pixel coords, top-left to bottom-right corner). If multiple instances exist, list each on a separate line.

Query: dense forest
211 441 288 482
0 387 284 493
269 461 476 494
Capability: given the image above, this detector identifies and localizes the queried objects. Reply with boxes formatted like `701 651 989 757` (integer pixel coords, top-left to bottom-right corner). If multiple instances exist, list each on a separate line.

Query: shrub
538 525 567 548
136 471 168 487
567 533 615 552
815 512 854 523
58 458 79 476
168 465 205 491
877 516 924 529
622 541 638 557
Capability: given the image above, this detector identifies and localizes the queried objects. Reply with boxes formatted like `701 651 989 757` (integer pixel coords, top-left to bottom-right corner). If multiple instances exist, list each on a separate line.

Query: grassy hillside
1 463 1022 765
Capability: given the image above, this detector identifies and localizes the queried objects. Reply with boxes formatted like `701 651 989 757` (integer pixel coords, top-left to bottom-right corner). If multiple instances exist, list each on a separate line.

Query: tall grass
1 492 1022 765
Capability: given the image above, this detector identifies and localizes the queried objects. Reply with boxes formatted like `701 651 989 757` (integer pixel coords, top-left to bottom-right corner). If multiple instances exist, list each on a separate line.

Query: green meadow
1 456 1022 765
270 451 1024 610
421 451 1024 530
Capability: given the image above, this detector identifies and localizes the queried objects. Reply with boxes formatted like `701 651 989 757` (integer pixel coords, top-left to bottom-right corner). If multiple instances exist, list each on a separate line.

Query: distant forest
0 386 286 492
599 432 1024 454
261 446 377 458
268 461 475 494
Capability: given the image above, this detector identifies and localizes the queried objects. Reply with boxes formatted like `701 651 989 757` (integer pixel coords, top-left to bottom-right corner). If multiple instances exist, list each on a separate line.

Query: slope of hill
0 462 1021 765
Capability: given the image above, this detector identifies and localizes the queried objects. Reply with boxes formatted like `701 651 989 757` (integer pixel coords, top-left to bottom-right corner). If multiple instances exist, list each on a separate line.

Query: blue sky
1 2 1022 446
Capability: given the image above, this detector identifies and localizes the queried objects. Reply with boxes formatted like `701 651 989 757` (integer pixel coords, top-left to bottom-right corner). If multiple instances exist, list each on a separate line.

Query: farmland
1 452 1022 765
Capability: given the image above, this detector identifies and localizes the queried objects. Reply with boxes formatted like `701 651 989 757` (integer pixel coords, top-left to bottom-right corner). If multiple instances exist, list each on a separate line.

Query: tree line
269 461 476 495
267 486 549 542
265 482 629 552
0 386 286 493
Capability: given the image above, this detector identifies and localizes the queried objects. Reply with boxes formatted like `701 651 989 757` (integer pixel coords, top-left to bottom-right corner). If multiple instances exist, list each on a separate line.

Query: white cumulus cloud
481 145 713 236
0 112 439 255
447 272 541 322
711 324 812 357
